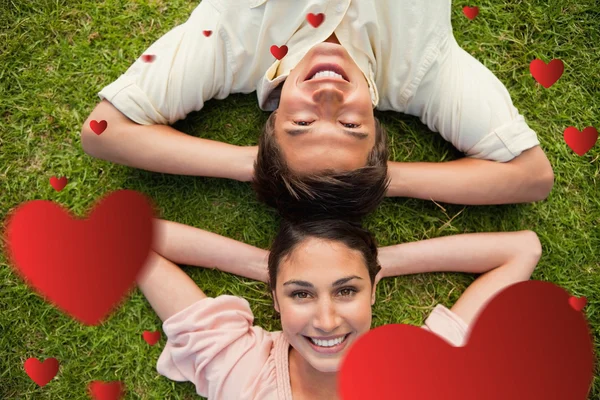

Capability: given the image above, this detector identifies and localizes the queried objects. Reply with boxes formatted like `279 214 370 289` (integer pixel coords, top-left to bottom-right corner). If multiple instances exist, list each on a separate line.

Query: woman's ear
272 291 280 313
371 285 376 306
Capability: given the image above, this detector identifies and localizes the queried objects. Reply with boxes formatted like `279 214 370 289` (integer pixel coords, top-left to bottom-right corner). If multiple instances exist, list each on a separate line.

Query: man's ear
273 291 280 313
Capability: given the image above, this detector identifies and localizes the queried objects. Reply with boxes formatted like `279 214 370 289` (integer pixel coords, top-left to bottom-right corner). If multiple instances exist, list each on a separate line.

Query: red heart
306 13 325 28
203 30 212 37
4 190 155 325
89 120 108 135
462 6 479 20
569 296 587 311
141 54 155 63
530 58 564 88
563 126 598 156
142 330 161 345
339 281 594 399
24 357 59 386
49 176 68 192
270 45 288 60
88 381 124 400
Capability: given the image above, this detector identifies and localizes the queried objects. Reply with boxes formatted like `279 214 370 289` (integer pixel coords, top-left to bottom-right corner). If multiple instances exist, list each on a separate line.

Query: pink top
157 295 469 400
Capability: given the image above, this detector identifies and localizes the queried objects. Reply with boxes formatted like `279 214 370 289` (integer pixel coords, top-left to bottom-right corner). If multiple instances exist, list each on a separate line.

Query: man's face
274 42 376 174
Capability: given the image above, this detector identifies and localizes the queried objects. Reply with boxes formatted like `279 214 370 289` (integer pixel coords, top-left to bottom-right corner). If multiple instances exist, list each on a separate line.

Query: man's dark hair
252 110 390 222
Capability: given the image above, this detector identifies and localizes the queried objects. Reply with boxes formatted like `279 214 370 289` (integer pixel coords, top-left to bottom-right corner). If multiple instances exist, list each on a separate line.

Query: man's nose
313 300 341 333
312 85 344 106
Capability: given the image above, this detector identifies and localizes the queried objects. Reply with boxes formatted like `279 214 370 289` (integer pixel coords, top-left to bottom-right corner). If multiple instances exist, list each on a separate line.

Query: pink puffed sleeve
421 304 469 346
156 295 278 399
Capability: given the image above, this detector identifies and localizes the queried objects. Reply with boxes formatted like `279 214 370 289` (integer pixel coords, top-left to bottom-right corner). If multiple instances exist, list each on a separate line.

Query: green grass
1 0 599 398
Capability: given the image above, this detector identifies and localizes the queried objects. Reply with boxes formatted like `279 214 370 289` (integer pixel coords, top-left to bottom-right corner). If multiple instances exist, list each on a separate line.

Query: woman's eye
292 291 310 299
294 121 312 126
338 288 357 297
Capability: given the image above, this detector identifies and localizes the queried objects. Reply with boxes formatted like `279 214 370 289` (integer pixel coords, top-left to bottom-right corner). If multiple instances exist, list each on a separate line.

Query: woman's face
273 237 376 373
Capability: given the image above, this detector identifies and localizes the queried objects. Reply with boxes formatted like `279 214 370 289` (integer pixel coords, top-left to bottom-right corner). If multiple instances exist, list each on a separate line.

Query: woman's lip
304 63 349 82
304 333 351 354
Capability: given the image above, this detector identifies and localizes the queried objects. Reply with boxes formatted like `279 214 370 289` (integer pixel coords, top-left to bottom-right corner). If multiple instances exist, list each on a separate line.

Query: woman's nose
313 300 341 333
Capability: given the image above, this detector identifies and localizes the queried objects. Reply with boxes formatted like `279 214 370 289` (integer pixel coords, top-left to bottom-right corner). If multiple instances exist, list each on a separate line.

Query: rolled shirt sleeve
405 34 540 162
98 0 232 126
421 304 469 347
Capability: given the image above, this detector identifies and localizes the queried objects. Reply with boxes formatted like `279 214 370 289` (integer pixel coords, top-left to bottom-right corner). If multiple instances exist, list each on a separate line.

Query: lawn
0 0 598 398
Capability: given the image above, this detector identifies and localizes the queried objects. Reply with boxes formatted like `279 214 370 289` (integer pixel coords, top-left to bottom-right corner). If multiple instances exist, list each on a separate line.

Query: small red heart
569 296 587 311
89 120 108 135
339 281 594 399
141 54 155 63
270 45 288 60
563 126 598 156
49 176 68 192
24 357 59 386
463 6 479 20
203 30 212 37
4 190 155 325
142 330 161 345
530 58 564 88
88 381 124 400
306 13 325 28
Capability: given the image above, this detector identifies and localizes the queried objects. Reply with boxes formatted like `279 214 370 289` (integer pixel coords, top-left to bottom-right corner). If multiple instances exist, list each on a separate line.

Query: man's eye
294 121 312 126
342 123 360 129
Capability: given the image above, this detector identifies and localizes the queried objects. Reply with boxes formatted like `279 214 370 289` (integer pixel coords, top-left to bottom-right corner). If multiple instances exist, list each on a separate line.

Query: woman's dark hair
268 219 381 292
252 110 390 223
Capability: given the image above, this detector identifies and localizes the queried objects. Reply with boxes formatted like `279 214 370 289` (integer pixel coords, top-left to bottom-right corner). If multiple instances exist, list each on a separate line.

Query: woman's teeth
309 70 345 80
310 335 347 347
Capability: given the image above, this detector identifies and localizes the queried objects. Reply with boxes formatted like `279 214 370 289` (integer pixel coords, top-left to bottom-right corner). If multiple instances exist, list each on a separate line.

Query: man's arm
152 219 269 283
386 146 554 204
81 100 257 182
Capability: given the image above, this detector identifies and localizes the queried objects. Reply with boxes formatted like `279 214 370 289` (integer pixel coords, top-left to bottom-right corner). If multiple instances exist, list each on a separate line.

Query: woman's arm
152 219 269 283
137 251 207 322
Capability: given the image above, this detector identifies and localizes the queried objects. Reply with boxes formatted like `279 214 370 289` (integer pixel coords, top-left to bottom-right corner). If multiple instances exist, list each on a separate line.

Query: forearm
137 251 207 322
153 219 269 283
81 101 255 181
378 230 541 278
387 155 550 204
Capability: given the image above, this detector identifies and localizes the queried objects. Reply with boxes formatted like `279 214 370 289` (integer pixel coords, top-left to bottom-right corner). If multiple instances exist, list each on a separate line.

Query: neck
289 347 339 399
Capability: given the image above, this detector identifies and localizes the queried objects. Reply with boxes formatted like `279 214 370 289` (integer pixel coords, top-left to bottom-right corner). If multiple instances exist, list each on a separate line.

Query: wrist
235 145 257 182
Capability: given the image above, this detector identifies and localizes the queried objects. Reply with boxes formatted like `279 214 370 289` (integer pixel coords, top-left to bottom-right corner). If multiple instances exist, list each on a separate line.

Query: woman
137 218 542 399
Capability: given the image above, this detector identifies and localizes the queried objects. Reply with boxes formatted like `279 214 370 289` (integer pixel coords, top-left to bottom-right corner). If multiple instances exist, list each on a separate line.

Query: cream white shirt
98 0 540 162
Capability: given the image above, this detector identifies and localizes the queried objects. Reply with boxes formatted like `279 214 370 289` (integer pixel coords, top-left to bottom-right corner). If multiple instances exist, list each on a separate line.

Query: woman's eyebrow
284 127 369 139
283 275 363 288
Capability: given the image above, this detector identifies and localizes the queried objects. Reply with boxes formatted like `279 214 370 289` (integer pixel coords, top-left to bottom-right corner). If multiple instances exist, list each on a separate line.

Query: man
81 0 554 219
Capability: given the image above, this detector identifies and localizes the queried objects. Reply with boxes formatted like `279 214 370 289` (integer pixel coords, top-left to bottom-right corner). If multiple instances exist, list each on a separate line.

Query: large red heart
462 6 479 20
88 381 124 400
270 45 288 60
4 190 155 325
339 281 595 400
530 58 564 88
563 126 598 156
306 13 325 28
89 120 108 135
24 357 59 386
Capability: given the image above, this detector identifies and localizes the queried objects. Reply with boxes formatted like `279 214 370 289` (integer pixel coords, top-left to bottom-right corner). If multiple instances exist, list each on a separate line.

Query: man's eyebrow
283 275 363 288
284 127 369 140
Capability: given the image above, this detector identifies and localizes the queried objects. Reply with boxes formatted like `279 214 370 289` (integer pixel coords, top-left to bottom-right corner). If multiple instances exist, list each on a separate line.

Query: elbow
80 119 99 158
532 166 555 201
517 230 543 278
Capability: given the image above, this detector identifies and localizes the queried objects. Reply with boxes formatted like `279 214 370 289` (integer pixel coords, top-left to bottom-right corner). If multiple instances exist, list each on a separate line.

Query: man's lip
304 63 349 82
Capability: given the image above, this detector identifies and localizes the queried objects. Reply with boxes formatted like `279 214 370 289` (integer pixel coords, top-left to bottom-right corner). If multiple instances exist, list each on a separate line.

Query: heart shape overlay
462 6 479 20
270 45 288 60
339 281 595 400
203 30 212 37
88 381 124 400
143 330 161 346
141 54 155 63
89 120 108 135
24 357 59 386
569 296 587 311
49 176 68 192
4 190 155 325
563 126 598 156
530 59 564 88
306 13 325 28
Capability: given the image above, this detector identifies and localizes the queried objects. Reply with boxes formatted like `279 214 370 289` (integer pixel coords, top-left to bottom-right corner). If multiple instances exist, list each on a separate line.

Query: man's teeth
310 335 346 347
310 70 344 80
